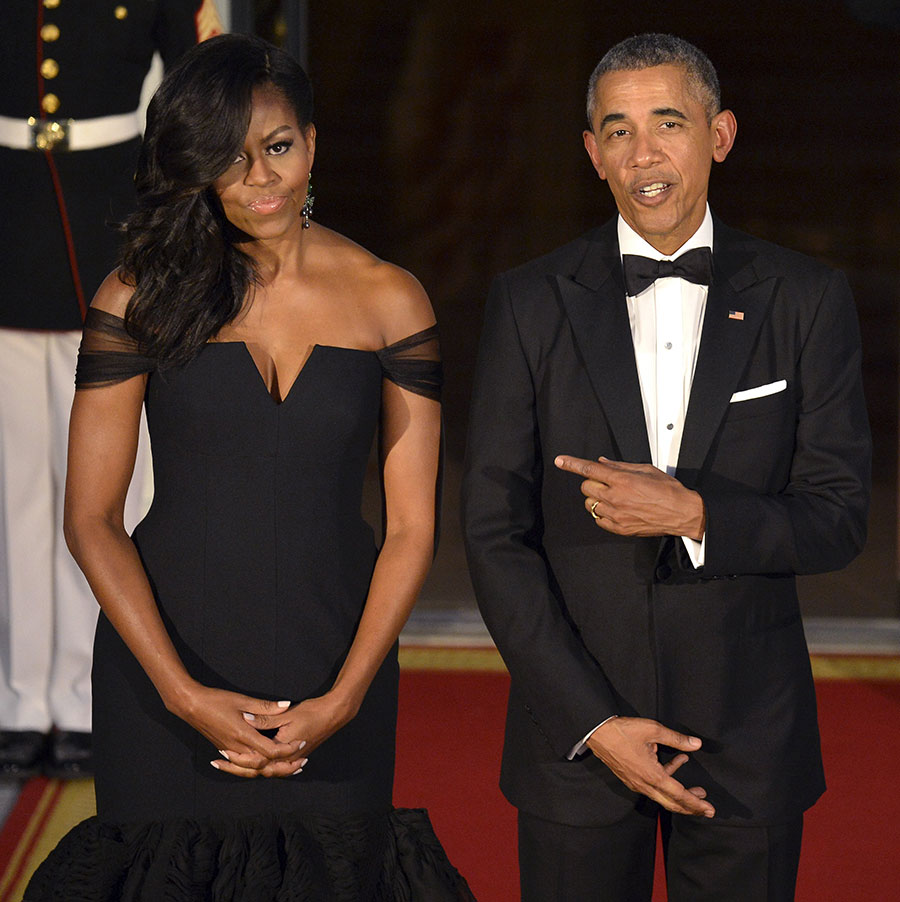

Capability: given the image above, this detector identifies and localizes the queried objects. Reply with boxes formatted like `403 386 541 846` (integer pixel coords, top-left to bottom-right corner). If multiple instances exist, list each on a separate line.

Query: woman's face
213 85 315 244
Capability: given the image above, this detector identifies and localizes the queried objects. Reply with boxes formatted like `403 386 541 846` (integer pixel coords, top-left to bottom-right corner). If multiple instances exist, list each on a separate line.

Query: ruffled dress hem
24 807 476 901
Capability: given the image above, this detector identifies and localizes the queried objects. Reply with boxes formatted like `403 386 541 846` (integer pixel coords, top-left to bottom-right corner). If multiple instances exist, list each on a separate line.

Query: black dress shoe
0 730 48 779
45 730 93 779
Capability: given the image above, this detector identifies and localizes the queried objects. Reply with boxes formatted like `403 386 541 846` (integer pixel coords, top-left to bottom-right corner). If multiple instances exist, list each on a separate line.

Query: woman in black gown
27 34 473 901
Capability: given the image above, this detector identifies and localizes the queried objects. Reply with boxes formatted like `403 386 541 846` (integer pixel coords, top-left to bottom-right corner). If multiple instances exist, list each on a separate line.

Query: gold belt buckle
28 116 72 151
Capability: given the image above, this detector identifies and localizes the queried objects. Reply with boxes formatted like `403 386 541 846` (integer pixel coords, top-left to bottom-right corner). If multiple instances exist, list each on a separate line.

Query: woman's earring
301 174 315 229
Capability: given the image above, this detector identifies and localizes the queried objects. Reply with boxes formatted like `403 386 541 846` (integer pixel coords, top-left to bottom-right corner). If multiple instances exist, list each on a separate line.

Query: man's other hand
586 716 715 818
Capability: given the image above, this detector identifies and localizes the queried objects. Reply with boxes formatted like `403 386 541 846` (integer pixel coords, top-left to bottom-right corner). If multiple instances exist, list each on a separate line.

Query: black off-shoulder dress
26 309 473 901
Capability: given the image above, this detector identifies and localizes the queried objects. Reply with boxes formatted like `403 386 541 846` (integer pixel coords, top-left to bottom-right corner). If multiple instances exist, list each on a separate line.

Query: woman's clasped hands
171 683 353 778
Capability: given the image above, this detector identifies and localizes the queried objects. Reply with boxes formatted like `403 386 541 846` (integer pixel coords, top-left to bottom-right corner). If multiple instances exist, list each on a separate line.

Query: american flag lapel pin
728 310 745 321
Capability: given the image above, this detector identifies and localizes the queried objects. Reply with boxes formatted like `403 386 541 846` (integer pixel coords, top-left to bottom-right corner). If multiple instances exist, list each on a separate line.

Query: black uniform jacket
0 1 215 330
462 217 871 827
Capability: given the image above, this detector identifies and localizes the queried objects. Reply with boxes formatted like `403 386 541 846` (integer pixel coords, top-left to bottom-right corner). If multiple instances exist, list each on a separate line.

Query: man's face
583 64 736 255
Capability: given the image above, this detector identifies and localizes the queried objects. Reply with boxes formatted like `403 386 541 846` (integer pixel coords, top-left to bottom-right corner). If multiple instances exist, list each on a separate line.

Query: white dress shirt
620 207 712 569
567 207 713 759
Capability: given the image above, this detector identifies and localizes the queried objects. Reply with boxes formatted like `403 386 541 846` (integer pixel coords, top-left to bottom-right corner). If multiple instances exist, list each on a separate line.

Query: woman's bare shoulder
315 228 434 345
369 262 434 346
90 270 136 317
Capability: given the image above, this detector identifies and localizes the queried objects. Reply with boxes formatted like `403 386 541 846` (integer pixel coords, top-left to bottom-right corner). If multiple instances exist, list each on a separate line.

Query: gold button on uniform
43 0 60 8
40 58 59 79
41 93 60 114
40 24 60 42
114 5 128 19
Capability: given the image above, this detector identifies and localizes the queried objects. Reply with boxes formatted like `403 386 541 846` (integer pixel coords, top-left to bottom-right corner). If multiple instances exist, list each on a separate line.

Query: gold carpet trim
0 782 55 902
0 780 95 902
27 779 95 871
400 646 900 678
810 655 900 680
399 646 507 671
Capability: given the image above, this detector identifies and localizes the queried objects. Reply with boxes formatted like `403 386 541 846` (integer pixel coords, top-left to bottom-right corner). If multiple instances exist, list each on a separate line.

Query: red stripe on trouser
43 151 87 321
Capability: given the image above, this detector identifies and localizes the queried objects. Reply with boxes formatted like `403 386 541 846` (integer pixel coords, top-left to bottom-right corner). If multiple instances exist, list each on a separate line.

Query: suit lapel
555 224 652 464
676 224 779 479
555 220 780 474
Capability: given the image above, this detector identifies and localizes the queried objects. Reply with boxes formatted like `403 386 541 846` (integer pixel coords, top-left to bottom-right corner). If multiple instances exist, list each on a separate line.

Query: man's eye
661 121 679 129
610 129 629 138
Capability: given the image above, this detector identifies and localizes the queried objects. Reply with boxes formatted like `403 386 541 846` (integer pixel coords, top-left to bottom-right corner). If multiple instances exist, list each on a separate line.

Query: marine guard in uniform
0 0 221 779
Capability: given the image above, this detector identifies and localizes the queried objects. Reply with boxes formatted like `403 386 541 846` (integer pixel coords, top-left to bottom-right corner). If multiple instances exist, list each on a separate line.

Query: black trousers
518 807 803 902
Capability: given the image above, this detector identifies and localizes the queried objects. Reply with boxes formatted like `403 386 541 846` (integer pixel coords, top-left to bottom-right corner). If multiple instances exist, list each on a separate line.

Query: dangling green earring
301 173 315 229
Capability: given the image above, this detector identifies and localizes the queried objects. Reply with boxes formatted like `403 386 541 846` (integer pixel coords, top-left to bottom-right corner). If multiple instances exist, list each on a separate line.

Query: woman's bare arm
67 276 301 771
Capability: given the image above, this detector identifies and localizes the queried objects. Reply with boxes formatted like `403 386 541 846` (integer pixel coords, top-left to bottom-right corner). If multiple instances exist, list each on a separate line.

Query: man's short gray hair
586 33 721 127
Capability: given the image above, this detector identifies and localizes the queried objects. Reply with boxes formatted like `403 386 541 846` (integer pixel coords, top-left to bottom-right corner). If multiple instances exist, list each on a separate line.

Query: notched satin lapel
555 233 652 464
677 242 778 477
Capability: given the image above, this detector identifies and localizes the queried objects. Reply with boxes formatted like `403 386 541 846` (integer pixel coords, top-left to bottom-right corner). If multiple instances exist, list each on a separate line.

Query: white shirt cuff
566 714 618 760
681 531 706 568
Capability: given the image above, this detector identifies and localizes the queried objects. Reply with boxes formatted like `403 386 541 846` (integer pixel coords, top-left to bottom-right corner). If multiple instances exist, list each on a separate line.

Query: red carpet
797 678 900 900
394 668 516 902
2 653 898 901
394 657 900 902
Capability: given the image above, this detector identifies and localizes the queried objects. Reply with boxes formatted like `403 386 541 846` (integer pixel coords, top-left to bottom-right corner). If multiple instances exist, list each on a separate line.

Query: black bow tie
622 247 713 297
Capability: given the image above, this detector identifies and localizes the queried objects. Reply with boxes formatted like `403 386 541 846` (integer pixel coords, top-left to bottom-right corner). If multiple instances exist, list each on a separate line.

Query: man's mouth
637 182 670 197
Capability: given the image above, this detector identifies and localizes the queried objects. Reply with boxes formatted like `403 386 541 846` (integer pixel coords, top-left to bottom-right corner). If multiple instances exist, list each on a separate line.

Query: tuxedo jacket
461 216 870 827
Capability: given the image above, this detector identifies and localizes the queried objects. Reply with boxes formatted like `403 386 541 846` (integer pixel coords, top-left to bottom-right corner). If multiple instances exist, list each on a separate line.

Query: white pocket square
730 379 787 403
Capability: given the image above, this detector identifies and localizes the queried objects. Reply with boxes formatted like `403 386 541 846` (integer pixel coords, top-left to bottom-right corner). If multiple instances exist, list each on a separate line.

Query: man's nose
629 130 663 168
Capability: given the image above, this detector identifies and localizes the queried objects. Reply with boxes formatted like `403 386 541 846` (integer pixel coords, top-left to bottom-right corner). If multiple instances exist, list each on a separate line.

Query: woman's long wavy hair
120 33 314 366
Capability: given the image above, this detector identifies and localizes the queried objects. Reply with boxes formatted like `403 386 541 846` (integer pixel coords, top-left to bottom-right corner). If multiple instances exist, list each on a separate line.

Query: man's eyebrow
598 107 689 130
652 107 688 119
599 112 625 129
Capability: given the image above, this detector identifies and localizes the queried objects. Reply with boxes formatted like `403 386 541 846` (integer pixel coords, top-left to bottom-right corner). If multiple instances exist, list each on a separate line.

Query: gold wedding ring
590 499 601 520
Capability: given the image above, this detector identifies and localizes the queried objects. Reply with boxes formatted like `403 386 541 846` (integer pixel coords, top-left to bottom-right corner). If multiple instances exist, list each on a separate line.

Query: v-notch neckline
240 339 312 405
206 340 378 405
204 340 317 405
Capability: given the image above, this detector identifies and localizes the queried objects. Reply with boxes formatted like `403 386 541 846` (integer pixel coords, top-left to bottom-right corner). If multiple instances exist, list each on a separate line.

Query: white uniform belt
0 111 141 152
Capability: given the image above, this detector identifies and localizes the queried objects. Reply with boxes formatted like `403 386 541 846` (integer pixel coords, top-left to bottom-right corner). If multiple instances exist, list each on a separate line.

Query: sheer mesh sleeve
375 324 443 557
376 325 442 401
75 308 157 389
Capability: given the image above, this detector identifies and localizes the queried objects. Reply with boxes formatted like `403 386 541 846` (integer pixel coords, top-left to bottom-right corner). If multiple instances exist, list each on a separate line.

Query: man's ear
711 109 737 163
583 129 607 180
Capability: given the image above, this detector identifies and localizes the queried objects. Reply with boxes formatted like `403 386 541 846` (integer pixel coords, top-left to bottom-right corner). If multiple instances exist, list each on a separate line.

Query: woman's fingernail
210 761 220 770
243 712 256 722
217 749 230 760
292 766 304 775
277 700 291 708
298 757 309 767
297 740 307 750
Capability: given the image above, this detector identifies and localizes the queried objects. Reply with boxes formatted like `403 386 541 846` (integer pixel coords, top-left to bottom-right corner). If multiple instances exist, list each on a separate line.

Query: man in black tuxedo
462 33 870 901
